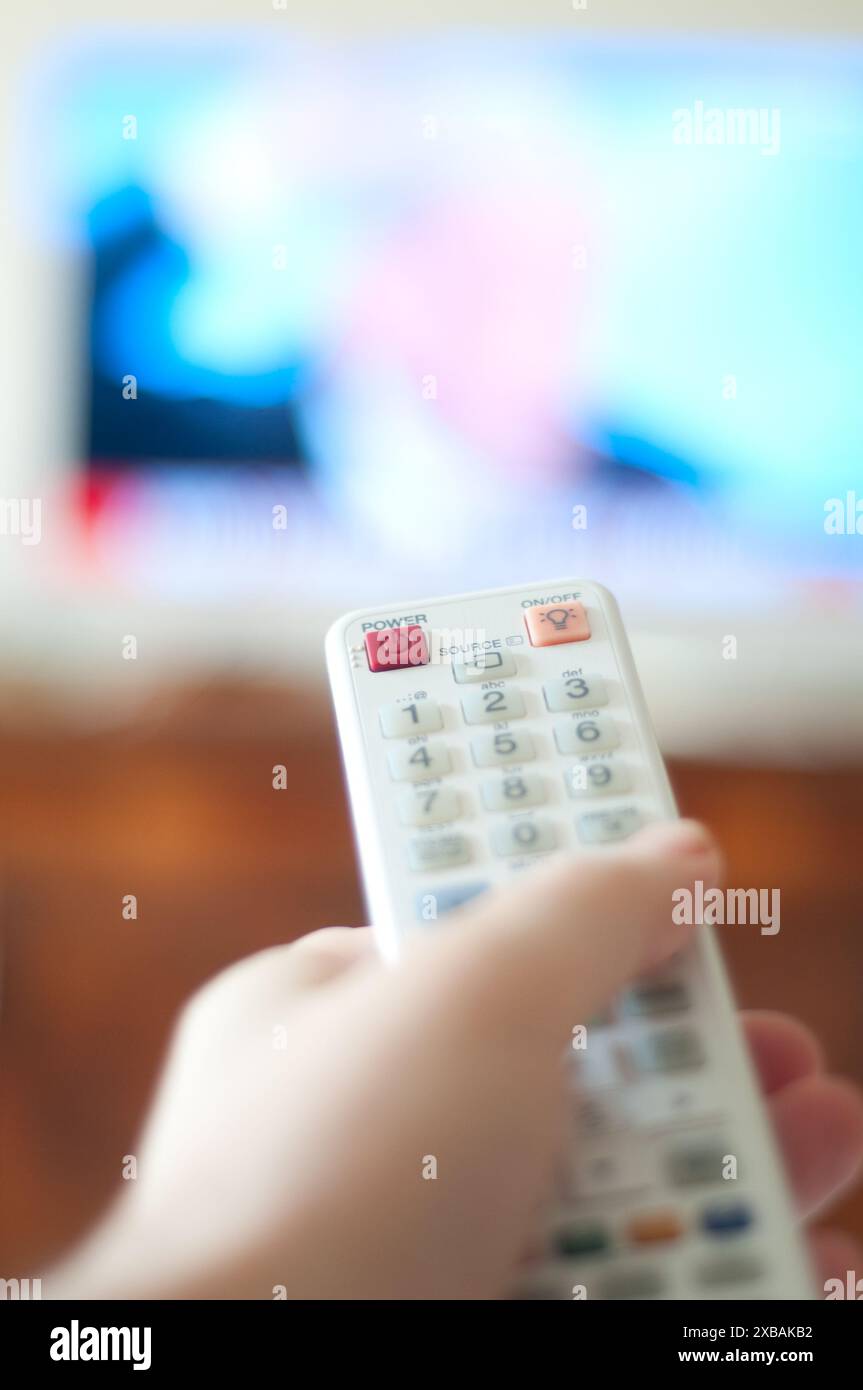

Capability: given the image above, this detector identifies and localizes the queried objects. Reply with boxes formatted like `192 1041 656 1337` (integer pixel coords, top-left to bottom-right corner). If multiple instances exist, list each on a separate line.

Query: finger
407 819 722 1052
742 1011 824 1097
769 1075 863 1218
273 926 378 990
185 927 377 1025
809 1229 863 1296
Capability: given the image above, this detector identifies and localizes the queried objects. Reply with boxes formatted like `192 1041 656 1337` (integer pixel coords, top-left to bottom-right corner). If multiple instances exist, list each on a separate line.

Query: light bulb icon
541 606 575 630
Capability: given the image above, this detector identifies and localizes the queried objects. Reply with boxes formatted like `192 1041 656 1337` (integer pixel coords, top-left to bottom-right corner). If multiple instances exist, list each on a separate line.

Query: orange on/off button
524 601 591 647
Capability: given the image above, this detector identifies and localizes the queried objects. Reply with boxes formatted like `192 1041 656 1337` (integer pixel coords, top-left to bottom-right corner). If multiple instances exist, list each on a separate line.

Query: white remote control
326 578 814 1300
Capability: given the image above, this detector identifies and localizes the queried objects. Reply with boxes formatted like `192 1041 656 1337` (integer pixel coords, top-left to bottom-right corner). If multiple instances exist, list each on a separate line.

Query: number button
379 700 443 738
554 714 619 754
461 688 526 724
577 808 643 843
565 762 631 798
452 650 516 683
481 773 546 812
543 675 608 711
407 834 470 871
491 819 557 857
397 786 460 827
470 731 536 766
387 743 452 782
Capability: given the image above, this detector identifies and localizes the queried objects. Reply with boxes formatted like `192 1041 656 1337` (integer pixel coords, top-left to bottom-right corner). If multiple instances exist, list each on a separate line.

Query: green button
554 1223 611 1258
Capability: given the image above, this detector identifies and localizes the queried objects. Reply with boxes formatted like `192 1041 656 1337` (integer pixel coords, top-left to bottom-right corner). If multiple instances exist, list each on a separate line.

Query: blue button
416 882 490 922
701 1203 754 1237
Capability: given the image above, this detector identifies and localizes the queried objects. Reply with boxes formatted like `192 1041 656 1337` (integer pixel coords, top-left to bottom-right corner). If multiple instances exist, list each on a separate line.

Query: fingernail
631 819 716 858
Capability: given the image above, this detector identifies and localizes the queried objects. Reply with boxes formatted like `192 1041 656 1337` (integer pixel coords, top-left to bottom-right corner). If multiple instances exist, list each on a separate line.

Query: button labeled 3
544 675 608 711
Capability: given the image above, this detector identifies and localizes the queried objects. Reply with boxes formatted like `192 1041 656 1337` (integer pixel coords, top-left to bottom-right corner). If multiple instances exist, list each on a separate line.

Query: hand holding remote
51 822 863 1300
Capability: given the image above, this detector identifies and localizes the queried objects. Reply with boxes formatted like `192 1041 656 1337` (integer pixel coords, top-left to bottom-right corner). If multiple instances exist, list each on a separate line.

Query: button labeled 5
471 730 535 766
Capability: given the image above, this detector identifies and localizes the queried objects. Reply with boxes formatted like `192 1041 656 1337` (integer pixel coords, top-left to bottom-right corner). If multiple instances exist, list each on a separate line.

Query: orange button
524 601 590 647
626 1210 685 1245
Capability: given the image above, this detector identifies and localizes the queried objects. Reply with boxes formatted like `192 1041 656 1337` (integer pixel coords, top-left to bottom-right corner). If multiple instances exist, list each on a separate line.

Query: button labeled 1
380 700 443 738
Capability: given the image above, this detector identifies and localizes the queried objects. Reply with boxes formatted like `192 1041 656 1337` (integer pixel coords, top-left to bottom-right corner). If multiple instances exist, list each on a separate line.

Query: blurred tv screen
19 30 863 603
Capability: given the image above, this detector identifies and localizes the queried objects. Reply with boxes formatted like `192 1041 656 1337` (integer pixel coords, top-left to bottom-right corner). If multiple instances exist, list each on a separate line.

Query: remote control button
577 808 643 844
461 687 526 724
625 1076 722 1132
397 786 461 826
697 1253 764 1289
625 1210 685 1245
570 1036 622 1090
633 1027 705 1074
491 819 556 857
379 700 443 739
576 1091 629 1137
569 1146 652 1200
387 742 452 782
565 762 631 798
543 675 608 711
524 601 591 647
598 1267 665 1301
667 1138 732 1187
407 834 470 871
554 714 619 755
452 650 516 683
622 977 690 1018
415 882 489 921
553 1222 611 1258
701 1202 755 1237
470 731 536 767
481 772 546 812
364 625 429 672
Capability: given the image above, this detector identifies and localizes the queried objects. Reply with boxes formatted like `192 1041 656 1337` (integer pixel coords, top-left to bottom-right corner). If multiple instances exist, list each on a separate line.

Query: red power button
364 626 430 672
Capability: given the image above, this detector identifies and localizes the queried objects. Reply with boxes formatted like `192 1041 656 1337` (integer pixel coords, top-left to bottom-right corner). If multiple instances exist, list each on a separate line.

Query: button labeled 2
461 688 526 725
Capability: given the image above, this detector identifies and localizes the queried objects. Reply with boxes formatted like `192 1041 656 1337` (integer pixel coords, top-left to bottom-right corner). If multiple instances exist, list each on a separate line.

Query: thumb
404 819 722 1052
